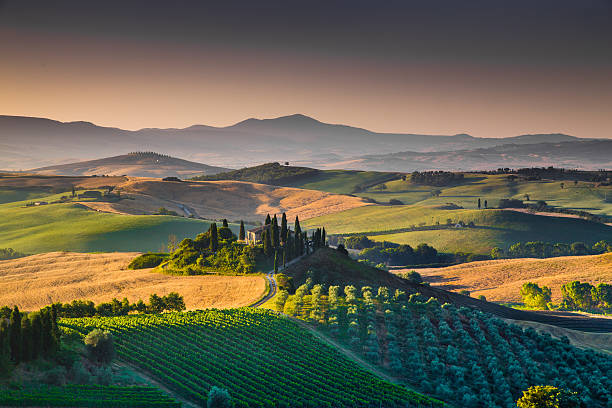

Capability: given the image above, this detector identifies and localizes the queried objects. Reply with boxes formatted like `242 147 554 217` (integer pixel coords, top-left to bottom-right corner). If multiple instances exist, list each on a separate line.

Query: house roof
247 225 270 233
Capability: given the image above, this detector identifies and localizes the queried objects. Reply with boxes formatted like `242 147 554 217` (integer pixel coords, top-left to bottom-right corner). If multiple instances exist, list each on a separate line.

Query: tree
41 309 58 356
521 282 552 309
570 242 588 256
592 240 610 254
0 320 11 376
149 294 166 313
322 227 326 247
336 244 349 256
592 283 612 309
271 215 280 247
265 214 271 225
561 281 594 310
222 219 229 228
209 223 219 252
273 250 278 273
280 213 288 244
478 198 481 209
207 386 232 408
516 385 580 408
84 329 115 364
30 313 42 360
20 318 32 362
239 221 245 241
490 247 505 259
9 306 21 363
263 228 272 257
167 234 178 253
163 292 185 311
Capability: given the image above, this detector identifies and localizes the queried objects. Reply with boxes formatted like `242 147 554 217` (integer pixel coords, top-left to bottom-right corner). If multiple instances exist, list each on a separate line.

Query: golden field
398 252 612 303
0 252 265 310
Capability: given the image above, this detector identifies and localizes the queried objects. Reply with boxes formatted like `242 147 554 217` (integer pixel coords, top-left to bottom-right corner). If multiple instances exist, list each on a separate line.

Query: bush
516 385 580 408
521 282 552 309
400 271 423 284
84 329 115 364
207 386 232 408
128 253 167 269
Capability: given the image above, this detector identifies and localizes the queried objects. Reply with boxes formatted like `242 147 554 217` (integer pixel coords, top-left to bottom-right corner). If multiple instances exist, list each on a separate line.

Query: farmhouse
246 225 269 244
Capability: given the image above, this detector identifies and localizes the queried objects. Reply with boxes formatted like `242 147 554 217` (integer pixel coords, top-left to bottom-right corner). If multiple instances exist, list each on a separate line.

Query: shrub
516 385 580 408
207 386 232 408
521 282 552 309
127 253 167 269
84 329 115 364
400 271 423 284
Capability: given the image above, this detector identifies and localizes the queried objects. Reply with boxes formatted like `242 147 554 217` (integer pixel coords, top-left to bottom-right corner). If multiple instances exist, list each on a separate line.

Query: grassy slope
304 206 612 254
0 193 233 253
284 170 399 194
0 187 51 204
360 174 612 216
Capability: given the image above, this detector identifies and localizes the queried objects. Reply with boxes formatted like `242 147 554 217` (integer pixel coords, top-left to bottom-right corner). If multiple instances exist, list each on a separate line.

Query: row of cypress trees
0 305 59 375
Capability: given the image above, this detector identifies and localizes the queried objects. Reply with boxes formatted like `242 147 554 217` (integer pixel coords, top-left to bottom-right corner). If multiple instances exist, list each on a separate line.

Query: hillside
0 196 225 253
304 206 612 254
31 152 230 178
408 252 612 303
348 140 612 172
0 252 265 310
97 178 372 221
0 114 594 171
61 308 438 407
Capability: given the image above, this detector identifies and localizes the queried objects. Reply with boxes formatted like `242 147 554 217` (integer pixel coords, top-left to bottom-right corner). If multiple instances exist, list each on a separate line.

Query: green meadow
304 205 612 254
0 193 235 254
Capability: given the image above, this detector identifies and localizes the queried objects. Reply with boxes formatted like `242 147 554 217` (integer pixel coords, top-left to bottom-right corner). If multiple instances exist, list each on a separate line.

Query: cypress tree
282 247 286 267
239 221 245 241
294 216 301 236
51 304 60 340
263 228 272 257
265 214 271 225
0 320 11 375
9 306 21 363
322 227 326 247
30 313 42 360
41 309 57 356
20 318 32 362
222 219 229 228
271 215 280 248
478 198 481 209
294 216 303 256
209 223 219 252
273 250 278 273
280 213 288 244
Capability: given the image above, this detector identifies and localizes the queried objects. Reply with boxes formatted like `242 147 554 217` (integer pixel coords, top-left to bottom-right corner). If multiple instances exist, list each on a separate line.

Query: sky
1 0 611 138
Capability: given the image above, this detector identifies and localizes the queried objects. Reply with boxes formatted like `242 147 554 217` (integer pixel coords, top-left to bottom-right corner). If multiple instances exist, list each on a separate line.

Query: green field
304 206 612 254
61 308 440 408
0 385 179 407
283 169 400 194
0 194 237 254
358 174 612 216
0 187 51 204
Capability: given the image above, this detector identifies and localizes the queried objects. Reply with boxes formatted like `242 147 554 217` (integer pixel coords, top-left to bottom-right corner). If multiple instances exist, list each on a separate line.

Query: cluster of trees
192 162 320 185
520 281 612 313
153 207 179 216
561 281 612 313
0 247 26 261
0 305 59 374
358 242 439 266
409 171 465 186
517 385 581 408
42 293 186 318
344 235 485 266
515 167 612 183
492 240 611 260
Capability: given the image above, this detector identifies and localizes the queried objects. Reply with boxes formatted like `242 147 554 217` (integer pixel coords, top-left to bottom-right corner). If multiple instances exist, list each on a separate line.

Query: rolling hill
404 252 612 303
0 113 599 171
304 206 612 254
30 152 230 178
0 252 265 311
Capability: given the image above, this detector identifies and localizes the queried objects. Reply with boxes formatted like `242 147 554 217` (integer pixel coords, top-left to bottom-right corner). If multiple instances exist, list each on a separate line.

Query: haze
1 0 611 138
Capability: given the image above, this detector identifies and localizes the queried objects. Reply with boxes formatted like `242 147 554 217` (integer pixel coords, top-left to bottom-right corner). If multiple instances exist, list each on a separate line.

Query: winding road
250 271 277 307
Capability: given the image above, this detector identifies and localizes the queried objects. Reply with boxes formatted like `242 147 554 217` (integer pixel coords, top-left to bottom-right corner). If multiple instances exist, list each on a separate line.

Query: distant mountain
341 140 612 172
0 114 596 171
30 152 230 178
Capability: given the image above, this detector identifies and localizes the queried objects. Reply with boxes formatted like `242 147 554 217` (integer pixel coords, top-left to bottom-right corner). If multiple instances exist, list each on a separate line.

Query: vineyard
61 308 442 408
276 284 612 408
0 384 179 407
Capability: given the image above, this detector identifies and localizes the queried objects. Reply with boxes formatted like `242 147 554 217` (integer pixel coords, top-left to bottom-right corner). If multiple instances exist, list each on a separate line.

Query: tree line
492 240 611 260
521 281 612 313
0 305 59 375
408 171 465 186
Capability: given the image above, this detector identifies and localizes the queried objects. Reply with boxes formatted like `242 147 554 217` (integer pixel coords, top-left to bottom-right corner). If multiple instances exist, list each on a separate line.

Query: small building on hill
246 225 269 244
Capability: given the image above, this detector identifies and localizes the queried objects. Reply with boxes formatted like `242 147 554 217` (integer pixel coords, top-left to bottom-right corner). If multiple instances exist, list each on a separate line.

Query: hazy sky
1 0 611 138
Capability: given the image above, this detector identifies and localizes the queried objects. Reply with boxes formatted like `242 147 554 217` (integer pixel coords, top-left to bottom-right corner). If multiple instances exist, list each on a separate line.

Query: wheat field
0 252 265 311
397 252 612 303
